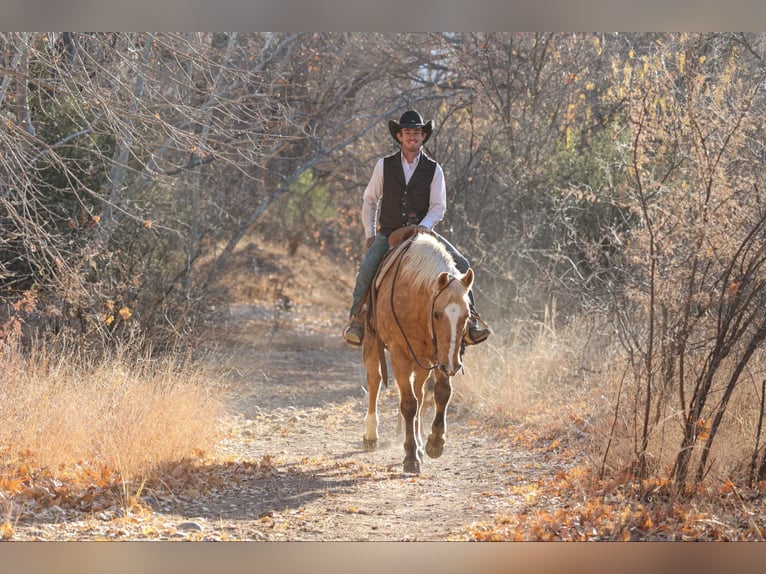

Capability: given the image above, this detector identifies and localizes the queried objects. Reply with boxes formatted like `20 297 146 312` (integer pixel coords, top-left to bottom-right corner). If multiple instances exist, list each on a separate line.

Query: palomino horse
362 233 473 474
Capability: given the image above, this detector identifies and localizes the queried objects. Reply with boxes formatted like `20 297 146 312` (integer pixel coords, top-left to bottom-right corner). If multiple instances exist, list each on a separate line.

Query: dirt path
163 301 548 542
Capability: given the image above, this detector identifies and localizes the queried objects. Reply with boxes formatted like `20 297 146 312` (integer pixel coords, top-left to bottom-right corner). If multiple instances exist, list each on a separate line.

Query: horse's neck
402 278 447 323
393 285 433 336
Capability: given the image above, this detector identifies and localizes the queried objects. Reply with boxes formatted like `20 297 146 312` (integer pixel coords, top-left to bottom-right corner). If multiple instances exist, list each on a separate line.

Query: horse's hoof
403 458 421 474
425 435 444 459
363 437 378 451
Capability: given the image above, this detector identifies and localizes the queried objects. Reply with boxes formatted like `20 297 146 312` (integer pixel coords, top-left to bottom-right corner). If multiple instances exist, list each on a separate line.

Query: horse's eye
433 311 441 320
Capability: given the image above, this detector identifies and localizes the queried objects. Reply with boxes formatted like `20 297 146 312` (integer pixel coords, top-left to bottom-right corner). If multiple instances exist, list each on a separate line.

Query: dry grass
456 312 766 487
594 352 766 488
0 340 225 486
456 312 614 436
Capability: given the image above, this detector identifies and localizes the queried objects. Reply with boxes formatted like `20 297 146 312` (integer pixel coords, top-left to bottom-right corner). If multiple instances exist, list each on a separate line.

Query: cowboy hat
388 110 433 144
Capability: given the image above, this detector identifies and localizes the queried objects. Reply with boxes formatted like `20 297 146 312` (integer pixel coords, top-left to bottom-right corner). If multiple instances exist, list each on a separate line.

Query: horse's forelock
401 235 458 291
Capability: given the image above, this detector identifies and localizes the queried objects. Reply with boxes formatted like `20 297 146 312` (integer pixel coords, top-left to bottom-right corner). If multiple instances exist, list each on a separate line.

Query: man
342 110 491 347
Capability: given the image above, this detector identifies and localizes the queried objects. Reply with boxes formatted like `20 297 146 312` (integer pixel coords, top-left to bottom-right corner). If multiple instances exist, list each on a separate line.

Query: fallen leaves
0 439 291 541
460 418 766 542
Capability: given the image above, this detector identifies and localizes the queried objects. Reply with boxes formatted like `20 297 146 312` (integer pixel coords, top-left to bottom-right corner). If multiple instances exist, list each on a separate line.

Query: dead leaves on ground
0 451 282 541
465 421 766 542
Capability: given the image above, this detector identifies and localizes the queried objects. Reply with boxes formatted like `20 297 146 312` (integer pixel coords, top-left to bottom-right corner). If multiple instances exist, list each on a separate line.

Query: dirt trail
190 301 546 541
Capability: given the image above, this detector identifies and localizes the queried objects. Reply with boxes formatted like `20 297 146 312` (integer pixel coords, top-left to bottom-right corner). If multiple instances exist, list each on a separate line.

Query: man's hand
414 225 429 235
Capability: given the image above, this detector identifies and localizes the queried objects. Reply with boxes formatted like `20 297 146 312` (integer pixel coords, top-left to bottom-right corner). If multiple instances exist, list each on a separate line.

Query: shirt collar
401 150 421 166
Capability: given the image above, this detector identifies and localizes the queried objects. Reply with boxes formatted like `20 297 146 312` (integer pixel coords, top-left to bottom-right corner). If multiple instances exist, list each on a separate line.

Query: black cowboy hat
388 110 433 144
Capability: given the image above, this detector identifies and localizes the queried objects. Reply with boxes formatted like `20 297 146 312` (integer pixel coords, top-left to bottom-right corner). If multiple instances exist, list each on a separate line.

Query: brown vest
378 151 437 237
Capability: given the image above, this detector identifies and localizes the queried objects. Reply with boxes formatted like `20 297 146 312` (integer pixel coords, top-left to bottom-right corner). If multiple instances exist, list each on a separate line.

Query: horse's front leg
391 355 421 473
362 333 382 450
412 369 431 459
426 370 452 459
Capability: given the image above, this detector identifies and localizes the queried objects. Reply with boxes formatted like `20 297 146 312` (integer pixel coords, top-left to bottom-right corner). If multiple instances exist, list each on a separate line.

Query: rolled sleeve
361 158 384 239
418 163 446 231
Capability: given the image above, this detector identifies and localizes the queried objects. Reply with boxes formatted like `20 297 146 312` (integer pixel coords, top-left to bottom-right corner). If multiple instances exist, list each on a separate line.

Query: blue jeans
349 231 474 319
350 234 390 318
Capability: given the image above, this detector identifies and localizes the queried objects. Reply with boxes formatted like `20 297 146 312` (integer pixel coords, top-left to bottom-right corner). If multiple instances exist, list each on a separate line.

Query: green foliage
546 120 636 298
284 169 335 233
266 169 339 255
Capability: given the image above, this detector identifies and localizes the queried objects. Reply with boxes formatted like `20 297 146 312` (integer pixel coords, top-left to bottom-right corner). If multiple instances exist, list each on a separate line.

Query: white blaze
443 302 463 373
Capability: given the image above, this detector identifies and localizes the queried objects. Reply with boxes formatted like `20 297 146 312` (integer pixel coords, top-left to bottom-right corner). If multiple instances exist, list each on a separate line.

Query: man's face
397 127 426 151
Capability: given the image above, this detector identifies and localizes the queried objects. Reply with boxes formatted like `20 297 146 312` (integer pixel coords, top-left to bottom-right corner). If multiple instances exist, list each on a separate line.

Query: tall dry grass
456 311 615 431
0 339 225 485
456 309 766 488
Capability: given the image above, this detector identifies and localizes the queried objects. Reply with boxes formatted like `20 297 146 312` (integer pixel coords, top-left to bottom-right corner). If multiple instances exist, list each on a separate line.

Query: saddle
388 224 421 248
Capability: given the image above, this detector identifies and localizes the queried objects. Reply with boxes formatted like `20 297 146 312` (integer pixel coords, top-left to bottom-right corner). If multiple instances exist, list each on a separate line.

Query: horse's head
431 268 474 377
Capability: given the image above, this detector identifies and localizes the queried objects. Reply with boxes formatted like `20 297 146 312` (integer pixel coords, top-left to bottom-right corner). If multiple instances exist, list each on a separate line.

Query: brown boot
342 320 364 347
464 313 490 345
343 304 369 347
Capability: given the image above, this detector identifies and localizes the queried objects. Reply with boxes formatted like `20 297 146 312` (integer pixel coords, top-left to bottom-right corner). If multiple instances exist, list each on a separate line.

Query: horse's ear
437 271 451 289
461 268 474 291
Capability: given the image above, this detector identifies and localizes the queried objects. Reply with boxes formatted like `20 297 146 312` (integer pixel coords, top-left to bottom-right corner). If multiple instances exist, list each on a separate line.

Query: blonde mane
400 234 459 291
